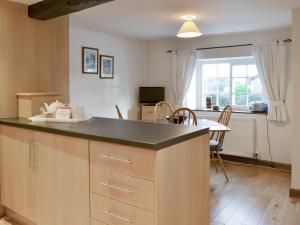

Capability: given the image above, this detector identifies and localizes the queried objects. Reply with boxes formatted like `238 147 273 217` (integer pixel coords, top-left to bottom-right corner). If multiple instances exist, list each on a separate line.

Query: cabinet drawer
142 107 155 121
90 142 155 181
90 167 155 211
142 115 154 121
91 194 154 225
143 111 154 116
142 107 155 114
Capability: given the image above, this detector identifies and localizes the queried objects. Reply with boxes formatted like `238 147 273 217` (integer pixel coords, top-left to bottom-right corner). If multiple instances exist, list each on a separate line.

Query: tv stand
141 105 155 121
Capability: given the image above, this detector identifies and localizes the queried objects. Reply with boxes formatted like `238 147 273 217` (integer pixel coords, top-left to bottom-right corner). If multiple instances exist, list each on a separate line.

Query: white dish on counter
29 115 89 123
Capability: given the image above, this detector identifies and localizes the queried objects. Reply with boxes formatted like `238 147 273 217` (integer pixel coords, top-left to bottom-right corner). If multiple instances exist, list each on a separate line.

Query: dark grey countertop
0 117 209 150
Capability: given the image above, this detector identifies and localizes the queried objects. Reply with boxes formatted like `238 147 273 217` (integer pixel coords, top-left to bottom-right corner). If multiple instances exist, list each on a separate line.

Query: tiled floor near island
210 162 300 225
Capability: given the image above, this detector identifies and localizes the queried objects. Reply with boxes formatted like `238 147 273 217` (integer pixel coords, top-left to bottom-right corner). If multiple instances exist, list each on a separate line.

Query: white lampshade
177 20 202 38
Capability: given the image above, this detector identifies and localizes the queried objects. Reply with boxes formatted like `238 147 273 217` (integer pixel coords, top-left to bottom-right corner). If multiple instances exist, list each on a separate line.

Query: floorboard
211 162 300 225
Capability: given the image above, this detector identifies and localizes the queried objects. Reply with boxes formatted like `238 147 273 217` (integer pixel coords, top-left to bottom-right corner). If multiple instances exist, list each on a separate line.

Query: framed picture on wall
82 47 99 74
100 55 114 79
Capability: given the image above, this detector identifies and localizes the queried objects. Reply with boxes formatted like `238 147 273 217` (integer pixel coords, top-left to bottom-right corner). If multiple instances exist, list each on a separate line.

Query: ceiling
69 0 300 40
9 0 300 40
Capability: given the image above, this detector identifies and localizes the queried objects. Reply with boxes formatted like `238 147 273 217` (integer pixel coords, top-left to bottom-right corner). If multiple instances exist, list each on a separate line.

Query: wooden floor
210 161 300 225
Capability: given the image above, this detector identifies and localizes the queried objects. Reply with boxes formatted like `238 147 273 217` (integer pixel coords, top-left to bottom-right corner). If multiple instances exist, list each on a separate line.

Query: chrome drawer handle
29 140 34 170
34 142 39 170
102 210 133 223
101 154 132 164
100 182 132 193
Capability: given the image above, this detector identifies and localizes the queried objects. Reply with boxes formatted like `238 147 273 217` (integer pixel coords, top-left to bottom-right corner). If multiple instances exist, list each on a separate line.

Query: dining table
196 119 230 132
156 118 230 132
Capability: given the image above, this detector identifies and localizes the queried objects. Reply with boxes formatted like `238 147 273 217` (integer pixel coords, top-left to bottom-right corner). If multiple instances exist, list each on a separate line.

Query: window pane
219 93 230 107
248 94 262 104
218 63 230 77
206 78 217 93
233 78 247 93
199 57 263 109
202 64 217 78
247 64 258 77
218 78 230 93
233 93 247 106
232 65 246 77
247 77 262 94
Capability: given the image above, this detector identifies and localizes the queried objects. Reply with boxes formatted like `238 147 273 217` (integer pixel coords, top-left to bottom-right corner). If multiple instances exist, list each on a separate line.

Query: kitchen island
0 117 210 225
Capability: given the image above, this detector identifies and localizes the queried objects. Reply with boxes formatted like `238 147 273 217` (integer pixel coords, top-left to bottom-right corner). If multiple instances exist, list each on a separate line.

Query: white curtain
171 50 198 107
253 41 288 122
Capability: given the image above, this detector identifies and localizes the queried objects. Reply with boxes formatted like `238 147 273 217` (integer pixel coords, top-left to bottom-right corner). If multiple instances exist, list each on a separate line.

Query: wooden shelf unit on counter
0 118 210 225
16 92 63 119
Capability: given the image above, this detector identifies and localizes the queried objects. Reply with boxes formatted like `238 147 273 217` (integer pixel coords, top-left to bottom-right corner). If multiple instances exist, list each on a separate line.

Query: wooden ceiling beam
28 0 113 21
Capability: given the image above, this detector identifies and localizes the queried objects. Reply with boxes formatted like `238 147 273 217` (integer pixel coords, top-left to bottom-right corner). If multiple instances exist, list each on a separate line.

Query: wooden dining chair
210 105 232 182
115 105 124 119
153 101 174 122
169 107 197 126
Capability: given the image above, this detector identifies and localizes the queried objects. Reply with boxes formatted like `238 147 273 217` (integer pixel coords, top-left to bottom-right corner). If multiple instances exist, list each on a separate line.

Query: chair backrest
169 107 197 126
211 105 232 147
154 101 174 122
218 105 232 126
115 105 123 119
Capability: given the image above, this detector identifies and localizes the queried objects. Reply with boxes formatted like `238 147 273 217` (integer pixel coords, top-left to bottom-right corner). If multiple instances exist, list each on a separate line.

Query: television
139 87 165 104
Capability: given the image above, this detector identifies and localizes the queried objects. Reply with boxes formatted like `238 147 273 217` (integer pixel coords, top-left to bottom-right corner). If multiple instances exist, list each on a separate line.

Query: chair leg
216 152 229 182
211 151 218 172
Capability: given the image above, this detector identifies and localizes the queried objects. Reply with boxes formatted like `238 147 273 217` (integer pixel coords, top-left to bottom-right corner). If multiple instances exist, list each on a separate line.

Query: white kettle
44 100 65 114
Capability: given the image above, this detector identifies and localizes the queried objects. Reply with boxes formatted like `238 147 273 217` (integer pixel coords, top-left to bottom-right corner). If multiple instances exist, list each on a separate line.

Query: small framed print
82 47 99 74
55 107 72 119
100 55 114 79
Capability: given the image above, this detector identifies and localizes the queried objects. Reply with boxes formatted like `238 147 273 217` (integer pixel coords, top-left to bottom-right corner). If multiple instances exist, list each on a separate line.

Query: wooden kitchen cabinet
0 126 37 223
0 126 90 225
34 132 90 225
0 116 210 225
90 134 210 225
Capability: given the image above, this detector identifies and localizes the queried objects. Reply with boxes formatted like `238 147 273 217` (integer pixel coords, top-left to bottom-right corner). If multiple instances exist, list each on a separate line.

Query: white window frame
195 56 265 111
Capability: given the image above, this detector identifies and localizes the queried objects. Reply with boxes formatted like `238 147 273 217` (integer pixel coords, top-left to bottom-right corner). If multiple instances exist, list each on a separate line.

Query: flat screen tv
139 87 165 104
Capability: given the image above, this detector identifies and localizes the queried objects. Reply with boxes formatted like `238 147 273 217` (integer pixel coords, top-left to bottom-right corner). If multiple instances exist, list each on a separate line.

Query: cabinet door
0 126 37 223
35 132 90 225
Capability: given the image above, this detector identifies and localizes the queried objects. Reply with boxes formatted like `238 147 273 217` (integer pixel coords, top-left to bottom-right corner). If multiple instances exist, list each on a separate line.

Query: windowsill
194 108 268 115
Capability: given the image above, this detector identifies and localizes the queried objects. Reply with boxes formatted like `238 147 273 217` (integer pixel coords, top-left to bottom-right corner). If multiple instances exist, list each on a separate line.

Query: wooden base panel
219 154 291 172
4 209 35 225
0 206 5 218
290 188 300 199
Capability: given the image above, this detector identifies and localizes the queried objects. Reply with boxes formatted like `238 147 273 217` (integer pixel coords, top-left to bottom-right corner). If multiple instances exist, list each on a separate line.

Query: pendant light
177 16 202 38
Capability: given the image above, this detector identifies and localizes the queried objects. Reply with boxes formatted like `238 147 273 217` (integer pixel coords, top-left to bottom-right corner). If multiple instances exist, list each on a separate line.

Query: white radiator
199 114 256 158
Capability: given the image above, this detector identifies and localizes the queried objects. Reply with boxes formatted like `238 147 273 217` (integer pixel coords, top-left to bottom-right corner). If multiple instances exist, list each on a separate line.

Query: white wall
147 27 293 164
69 25 292 164
292 7 300 189
69 26 148 119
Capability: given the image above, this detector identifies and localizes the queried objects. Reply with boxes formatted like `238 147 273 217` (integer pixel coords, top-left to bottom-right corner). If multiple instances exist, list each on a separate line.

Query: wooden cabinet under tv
141 105 155 121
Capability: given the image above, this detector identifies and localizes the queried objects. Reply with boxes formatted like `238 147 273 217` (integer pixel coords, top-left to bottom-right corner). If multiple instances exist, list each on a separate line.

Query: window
184 57 264 110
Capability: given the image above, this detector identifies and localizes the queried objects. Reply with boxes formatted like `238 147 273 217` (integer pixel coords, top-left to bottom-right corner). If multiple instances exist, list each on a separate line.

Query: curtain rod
166 38 292 53
196 44 252 51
